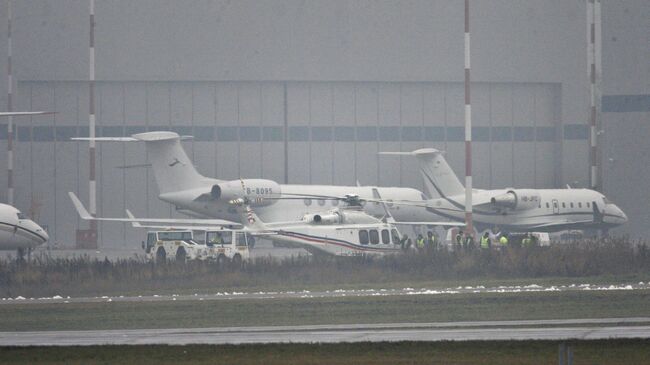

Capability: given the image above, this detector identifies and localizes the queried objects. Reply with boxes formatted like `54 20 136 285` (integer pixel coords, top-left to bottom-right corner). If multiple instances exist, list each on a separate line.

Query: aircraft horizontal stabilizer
68 192 239 227
71 137 138 142
390 221 465 228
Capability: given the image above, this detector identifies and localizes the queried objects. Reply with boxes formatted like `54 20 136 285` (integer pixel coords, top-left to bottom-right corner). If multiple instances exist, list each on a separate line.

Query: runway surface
2 318 650 346
2 281 648 305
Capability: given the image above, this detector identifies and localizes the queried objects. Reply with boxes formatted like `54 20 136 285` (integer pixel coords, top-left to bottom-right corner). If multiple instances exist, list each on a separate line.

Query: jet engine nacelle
210 179 281 206
490 189 540 211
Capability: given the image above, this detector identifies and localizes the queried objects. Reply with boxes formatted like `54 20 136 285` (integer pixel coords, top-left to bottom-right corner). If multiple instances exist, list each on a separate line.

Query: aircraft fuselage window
369 230 379 245
570 202 574 208
562 202 566 208
381 229 390 244
553 201 558 209
332 200 339 206
546 202 550 208
359 230 369 245
317 199 326 206
587 202 591 208
304 199 312 206
578 202 582 208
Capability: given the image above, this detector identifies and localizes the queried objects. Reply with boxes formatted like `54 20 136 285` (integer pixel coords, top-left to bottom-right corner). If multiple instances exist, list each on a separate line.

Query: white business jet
0 111 53 257
71 131 444 225
380 149 628 233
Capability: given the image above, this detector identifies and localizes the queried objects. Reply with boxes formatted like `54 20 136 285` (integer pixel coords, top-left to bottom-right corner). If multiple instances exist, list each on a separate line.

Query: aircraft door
552 199 559 214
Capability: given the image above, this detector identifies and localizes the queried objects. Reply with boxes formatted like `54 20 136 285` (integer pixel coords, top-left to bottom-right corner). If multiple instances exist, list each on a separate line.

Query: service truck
143 229 252 267
143 230 211 262
203 229 252 267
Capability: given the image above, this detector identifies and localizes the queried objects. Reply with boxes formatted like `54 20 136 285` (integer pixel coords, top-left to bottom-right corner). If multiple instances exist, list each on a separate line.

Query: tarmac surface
2 318 650 346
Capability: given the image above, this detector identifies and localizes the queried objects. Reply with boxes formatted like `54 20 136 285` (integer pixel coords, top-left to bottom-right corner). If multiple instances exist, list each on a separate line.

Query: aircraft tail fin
72 131 207 194
237 203 267 231
379 149 465 198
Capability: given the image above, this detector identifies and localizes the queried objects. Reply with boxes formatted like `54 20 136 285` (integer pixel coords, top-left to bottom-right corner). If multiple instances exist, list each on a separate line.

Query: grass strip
1 290 649 331
1 340 650 365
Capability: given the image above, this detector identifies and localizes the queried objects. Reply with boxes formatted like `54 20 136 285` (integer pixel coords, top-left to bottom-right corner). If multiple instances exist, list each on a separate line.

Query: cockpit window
16 212 27 220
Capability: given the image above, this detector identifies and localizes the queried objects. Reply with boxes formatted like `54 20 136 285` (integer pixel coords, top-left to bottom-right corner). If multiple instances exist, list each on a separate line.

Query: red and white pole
89 0 97 225
587 0 601 190
464 0 473 235
6 0 13 205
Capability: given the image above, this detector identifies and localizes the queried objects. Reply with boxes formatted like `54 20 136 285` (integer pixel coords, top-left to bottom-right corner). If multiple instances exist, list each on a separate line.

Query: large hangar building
0 1 646 246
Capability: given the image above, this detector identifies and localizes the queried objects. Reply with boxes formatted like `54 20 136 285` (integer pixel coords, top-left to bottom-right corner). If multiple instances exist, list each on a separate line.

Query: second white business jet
381 149 627 233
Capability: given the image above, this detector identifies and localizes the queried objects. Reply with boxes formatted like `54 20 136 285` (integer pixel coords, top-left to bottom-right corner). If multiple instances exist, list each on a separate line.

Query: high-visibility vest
416 238 425 248
499 236 508 246
480 236 490 248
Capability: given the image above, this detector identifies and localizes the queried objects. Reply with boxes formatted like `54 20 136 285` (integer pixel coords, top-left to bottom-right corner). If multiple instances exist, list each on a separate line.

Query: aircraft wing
68 192 239 227
0 111 54 117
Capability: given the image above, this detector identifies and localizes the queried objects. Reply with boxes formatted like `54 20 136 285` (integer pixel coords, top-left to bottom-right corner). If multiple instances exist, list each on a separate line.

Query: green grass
1 290 649 331
1 340 650 365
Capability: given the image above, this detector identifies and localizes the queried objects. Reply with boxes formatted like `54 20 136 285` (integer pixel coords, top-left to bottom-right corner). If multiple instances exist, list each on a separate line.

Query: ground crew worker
480 232 491 249
522 233 533 247
499 234 509 248
455 230 463 249
400 234 411 250
427 231 438 250
463 233 474 250
416 234 425 251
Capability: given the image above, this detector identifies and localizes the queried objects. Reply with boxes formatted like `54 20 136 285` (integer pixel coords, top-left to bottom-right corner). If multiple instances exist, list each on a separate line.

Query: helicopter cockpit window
369 230 379 244
381 229 390 244
359 230 369 245
391 229 400 244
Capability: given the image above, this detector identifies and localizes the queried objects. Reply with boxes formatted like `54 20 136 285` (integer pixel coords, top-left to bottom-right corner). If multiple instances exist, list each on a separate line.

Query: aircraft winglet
68 192 93 220
125 209 143 228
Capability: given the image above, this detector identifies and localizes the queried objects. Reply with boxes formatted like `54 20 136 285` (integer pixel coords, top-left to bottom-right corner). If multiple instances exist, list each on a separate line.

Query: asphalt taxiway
1 318 650 346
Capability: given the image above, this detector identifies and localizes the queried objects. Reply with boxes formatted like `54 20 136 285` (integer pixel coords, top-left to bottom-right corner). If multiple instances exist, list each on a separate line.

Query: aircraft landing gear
16 248 25 262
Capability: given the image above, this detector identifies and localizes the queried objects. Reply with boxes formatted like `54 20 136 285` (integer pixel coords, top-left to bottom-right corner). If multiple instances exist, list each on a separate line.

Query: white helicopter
69 186 463 257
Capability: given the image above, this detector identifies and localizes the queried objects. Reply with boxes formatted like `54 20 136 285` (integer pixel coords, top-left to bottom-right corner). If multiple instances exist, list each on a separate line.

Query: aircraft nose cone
607 205 627 225
40 228 50 243
618 206 628 223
